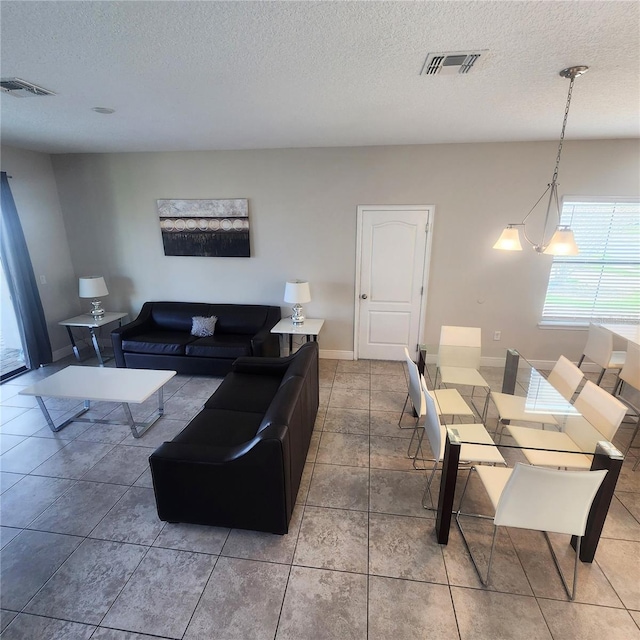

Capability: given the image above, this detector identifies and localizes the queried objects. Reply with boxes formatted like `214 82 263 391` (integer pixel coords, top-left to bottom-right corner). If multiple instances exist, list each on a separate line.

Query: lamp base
89 300 105 318
291 304 305 326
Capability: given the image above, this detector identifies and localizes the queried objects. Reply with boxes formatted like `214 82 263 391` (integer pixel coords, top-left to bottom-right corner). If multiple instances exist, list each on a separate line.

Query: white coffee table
20 366 176 438
271 317 324 353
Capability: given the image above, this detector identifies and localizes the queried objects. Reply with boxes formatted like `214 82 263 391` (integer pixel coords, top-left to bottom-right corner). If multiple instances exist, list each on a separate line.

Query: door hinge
420 286 424 295
425 222 429 233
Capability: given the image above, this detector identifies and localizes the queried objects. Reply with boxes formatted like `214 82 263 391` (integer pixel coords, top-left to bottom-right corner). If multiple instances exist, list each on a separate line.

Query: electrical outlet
493 330 501 341
39 275 47 284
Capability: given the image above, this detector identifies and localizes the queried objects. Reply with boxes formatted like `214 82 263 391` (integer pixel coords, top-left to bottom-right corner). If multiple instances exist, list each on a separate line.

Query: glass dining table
431 348 625 563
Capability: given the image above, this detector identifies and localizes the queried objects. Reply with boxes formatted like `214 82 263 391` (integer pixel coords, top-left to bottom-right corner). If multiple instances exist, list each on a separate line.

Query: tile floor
0 355 638 639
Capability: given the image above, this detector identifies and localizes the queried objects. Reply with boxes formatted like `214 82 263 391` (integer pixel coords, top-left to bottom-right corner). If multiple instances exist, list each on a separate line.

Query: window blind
542 200 640 323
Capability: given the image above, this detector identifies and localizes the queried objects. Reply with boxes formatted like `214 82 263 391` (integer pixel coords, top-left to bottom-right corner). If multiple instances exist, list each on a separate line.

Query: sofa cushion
211 305 270 335
172 409 264 447
186 334 253 359
150 302 214 332
204 371 283 414
122 331 195 355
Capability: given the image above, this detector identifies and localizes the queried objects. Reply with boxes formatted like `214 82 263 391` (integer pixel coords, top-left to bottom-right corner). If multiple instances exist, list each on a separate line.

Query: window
541 199 640 324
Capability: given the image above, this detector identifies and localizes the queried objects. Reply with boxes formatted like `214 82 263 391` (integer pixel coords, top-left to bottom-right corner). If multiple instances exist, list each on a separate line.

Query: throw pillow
191 315 218 337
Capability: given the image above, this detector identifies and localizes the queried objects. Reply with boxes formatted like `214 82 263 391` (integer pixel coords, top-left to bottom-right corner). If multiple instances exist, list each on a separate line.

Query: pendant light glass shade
493 226 523 251
542 227 579 256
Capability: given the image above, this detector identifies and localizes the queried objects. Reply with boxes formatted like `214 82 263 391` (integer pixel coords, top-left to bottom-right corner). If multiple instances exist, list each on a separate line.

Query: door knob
360 294 368 299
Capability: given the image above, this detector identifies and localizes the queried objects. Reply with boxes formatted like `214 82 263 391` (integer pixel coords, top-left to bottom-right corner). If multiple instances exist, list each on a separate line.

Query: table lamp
79 276 109 317
284 280 311 326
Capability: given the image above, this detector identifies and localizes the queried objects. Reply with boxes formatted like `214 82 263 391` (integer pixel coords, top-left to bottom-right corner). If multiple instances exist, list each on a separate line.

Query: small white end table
59 312 128 366
271 318 324 354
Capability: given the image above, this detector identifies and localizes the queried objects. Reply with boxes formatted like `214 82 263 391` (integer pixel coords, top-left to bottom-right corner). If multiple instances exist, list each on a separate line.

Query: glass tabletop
504 350 580 419
446 424 623 459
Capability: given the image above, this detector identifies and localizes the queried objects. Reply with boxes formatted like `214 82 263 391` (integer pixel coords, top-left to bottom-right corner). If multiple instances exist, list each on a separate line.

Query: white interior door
355 205 432 361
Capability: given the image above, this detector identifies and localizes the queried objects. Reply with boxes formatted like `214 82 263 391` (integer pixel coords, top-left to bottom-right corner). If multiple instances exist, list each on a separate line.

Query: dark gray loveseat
149 341 319 534
111 301 281 376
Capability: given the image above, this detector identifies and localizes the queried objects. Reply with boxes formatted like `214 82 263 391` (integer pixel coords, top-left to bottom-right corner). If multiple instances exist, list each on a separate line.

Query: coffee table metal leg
122 387 165 439
36 396 90 432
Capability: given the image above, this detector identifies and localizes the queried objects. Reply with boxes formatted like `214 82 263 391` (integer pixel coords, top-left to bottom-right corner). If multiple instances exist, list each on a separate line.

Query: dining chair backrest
421 375 445 461
619 342 640 390
438 326 482 369
404 347 426 417
573 380 628 441
494 463 607 536
582 324 614 368
547 355 584 401
618 342 640 412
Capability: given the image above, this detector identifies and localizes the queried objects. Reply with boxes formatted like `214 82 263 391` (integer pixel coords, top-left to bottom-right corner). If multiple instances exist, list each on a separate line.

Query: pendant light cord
551 73 576 186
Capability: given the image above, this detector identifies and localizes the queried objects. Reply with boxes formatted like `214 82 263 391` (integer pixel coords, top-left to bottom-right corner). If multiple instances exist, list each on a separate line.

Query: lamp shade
79 276 109 298
543 228 579 256
493 226 523 251
284 280 311 304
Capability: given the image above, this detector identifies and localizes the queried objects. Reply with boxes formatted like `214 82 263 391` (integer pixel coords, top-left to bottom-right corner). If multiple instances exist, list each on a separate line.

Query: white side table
271 318 324 354
59 312 128 366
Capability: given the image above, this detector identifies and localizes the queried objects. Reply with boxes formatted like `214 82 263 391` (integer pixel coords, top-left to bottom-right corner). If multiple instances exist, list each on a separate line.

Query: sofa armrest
251 326 280 357
151 437 261 465
110 303 155 367
149 424 291 533
232 349 301 376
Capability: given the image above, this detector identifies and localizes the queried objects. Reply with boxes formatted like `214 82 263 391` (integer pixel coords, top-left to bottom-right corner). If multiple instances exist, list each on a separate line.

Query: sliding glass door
0 259 27 380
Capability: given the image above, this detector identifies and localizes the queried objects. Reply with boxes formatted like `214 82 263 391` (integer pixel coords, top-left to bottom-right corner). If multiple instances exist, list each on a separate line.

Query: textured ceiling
1 1 639 154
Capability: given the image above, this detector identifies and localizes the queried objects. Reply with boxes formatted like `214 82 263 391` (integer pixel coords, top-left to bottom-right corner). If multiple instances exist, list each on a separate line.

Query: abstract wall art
157 198 250 257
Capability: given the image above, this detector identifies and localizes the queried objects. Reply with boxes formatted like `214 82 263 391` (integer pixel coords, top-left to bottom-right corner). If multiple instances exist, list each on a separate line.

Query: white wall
50 139 640 363
1 145 79 358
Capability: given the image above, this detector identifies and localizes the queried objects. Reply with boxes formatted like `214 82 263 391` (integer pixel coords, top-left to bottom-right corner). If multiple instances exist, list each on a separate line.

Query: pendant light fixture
493 66 588 256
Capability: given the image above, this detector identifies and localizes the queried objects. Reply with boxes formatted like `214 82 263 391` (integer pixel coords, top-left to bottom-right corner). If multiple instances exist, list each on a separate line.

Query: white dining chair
418 376 505 509
578 324 626 387
506 380 628 469
400 349 475 465
435 326 491 416
490 355 584 439
614 341 640 455
547 355 586 401
455 462 607 600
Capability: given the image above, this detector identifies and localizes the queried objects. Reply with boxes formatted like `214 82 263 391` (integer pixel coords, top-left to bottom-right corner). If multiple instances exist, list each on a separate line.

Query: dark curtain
0 171 52 368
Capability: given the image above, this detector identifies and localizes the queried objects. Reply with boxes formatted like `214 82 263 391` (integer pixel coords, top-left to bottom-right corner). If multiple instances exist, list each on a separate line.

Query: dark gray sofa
111 301 281 375
149 341 319 534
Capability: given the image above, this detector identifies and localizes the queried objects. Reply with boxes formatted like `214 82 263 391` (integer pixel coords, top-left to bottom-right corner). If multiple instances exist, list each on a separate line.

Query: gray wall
4 139 639 364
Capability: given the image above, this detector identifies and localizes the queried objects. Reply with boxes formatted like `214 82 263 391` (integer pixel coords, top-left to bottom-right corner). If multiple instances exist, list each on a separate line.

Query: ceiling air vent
0 77 56 97
420 51 486 76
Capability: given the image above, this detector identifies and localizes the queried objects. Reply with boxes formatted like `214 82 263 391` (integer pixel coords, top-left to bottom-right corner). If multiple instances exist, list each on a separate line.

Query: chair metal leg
410 426 430 470
398 393 415 429
421 460 440 509
612 375 622 396
596 367 606 386
544 531 581 601
406 418 421 458
454 467 498 585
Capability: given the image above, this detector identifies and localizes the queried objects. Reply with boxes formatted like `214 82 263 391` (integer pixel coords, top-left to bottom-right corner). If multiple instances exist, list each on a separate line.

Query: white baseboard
319 349 354 360
52 345 73 362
